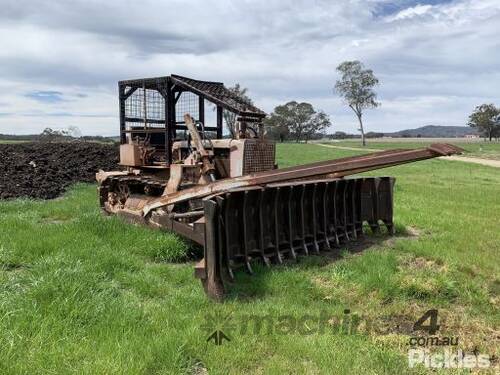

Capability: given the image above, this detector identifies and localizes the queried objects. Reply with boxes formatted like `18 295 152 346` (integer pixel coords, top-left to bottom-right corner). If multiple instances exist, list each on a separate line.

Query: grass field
321 138 500 160
1 143 499 374
0 140 28 144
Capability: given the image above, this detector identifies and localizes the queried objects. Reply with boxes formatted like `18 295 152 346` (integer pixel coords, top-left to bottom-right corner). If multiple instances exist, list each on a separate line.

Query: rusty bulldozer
96 75 462 300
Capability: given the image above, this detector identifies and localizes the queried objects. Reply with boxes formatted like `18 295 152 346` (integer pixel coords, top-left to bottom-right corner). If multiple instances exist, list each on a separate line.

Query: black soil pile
0 142 119 199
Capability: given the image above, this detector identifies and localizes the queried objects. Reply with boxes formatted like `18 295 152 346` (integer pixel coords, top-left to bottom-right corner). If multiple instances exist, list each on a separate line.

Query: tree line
229 60 499 144
227 60 380 144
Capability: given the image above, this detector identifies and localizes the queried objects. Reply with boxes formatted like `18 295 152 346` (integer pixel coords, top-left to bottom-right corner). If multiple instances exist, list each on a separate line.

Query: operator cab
117 74 274 178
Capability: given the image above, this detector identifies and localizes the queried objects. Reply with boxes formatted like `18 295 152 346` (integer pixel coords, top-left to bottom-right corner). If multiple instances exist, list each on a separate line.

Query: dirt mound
0 142 119 199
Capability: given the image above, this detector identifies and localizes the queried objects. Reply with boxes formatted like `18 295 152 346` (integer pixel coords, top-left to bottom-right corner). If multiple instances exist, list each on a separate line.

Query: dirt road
442 156 500 168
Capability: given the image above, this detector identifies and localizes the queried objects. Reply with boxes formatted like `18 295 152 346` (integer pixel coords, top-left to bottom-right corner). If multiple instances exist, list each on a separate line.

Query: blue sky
0 0 498 135
373 0 455 16
25 91 65 103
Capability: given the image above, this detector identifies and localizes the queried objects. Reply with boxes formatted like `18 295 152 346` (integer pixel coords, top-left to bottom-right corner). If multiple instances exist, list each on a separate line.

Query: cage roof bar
171 75 266 118
118 74 266 119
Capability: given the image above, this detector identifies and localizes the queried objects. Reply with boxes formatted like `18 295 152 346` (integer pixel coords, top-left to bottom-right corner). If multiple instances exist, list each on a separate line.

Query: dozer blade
196 176 395 300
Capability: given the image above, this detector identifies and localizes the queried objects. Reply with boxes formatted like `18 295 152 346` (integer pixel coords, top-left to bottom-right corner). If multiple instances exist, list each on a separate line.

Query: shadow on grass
0 262 28 271
222 223 418 301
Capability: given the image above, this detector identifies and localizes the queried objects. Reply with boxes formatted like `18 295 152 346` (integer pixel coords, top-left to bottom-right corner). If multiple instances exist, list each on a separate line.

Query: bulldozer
96 74 462 300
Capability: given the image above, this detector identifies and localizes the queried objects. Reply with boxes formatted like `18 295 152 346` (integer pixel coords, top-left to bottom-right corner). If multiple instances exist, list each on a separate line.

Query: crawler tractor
97 75 462 300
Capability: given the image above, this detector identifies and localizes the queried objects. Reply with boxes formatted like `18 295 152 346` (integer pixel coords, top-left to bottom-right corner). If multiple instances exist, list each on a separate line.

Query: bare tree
335 61 379 146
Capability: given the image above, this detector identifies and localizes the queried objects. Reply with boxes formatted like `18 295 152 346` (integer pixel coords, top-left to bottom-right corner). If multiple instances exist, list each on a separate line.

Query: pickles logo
201 311 234 346
407 309 492 369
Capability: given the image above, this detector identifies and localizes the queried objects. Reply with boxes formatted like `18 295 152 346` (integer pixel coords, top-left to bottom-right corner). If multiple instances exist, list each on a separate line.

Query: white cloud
0 0 499 135
386 4 434 21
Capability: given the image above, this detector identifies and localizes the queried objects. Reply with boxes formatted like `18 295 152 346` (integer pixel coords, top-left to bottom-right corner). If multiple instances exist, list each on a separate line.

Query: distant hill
386 125 479 138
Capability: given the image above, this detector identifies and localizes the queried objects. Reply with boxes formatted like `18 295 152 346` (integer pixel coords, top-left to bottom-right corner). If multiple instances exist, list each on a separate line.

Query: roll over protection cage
118 74 266 164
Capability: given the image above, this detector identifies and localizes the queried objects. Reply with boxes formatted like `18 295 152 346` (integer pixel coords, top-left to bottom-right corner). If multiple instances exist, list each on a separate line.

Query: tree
264 101 331 143
38 127 82 142
468 104 500 141
335 60 379 146
67 125 82 138
303 110 330 142
264 119 289 142
222 84 254 138
331 131 347 139
39 127 65 142
366 131 384 139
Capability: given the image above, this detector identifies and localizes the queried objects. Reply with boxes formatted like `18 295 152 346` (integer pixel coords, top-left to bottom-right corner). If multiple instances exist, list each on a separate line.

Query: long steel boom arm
142 143 462 216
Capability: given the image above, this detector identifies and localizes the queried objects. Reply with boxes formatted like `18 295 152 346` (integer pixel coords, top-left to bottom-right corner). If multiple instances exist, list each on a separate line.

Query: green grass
0 144 499 374
321 139 500 160
0 139 29 144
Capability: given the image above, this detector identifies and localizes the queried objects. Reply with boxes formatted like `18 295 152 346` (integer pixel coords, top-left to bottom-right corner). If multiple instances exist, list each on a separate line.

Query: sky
0 0 498 136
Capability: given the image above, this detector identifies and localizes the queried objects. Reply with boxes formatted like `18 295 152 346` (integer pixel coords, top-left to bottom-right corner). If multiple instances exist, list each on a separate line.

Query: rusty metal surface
171 75 266 119
118 74 266 164
142 143 462 216
184 114 216 180
197 176 395 300
242 140 276 174
98 127 461 300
